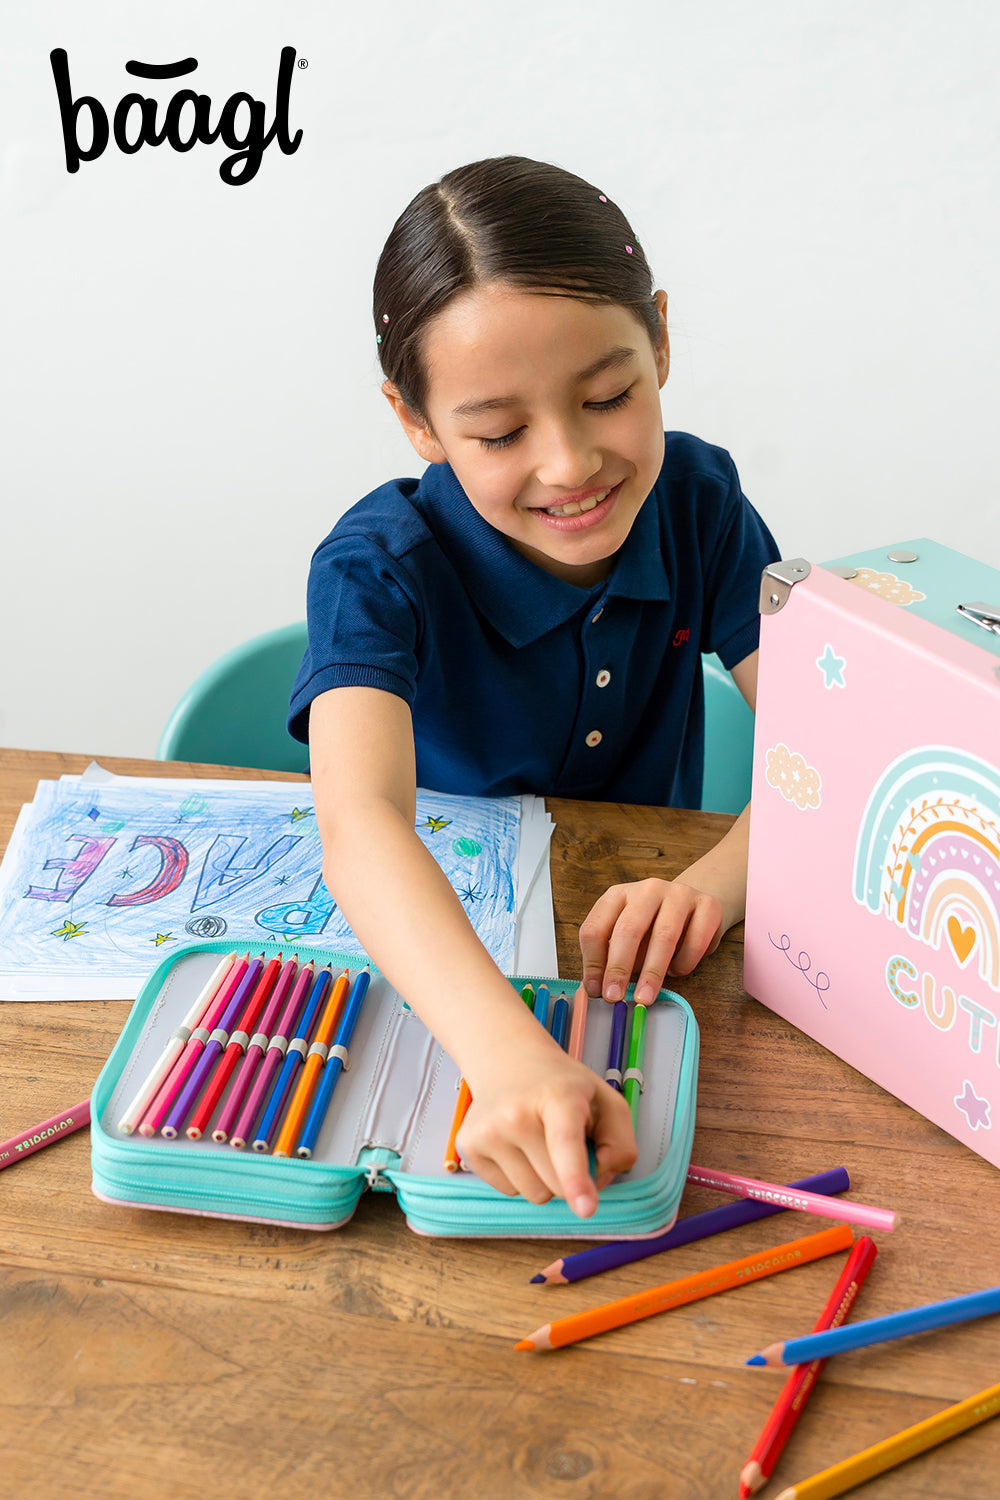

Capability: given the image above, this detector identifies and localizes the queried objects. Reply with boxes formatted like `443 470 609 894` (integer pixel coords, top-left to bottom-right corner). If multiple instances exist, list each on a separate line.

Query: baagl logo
49 46 304 186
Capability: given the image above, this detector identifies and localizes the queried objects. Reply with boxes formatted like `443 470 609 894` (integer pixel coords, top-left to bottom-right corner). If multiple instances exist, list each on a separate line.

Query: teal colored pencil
622 1002 648 1128
533 983 550 1029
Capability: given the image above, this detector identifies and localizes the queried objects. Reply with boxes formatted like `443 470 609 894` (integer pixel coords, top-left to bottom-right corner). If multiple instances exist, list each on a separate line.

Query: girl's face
385 282 670 588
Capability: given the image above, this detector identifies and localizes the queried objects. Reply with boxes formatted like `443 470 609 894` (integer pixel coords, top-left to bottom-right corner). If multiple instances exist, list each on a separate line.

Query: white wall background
3 0 999 758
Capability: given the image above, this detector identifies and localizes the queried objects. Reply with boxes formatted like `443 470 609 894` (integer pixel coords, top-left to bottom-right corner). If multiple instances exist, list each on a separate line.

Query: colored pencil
185 953 284 1140
160 954 265 1138
686 1164 897 1234
567 983 588 1061
444 1078 472 1173
212 955 299 1143
229 960 315 1150
531 1168 852 1284
251 964 332 1151
549 993 569 1049
604 999 628 1091
296 967 372 1157
515 1223 854 1352
749 1281 1000 1367
739 1236 879 1497
137 953 250 1136
117 951 236 1134
622 1000 648 1128
272 968 349 1157
0 1099 91 1171
520 983 535 1008
533 983 550 1029
771 1380 1000 1500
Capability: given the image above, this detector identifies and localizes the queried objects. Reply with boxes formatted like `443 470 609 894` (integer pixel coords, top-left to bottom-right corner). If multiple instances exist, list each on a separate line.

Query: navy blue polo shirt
288 432 779 807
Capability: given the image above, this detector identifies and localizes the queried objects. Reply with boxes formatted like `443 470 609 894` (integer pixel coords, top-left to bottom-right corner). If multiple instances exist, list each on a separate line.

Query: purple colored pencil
161 955 265 1139
138 954 250 1137
530 1168 851 1283
229 960 315 1149
212 955 300 1143
604 1000 628 1092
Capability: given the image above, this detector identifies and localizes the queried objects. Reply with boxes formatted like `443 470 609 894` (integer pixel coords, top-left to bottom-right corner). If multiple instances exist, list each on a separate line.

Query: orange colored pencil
567 983 588 1061
443 1078 472 1172
271 969 349 1157
739 1236 879 1496
515 1223 854 1352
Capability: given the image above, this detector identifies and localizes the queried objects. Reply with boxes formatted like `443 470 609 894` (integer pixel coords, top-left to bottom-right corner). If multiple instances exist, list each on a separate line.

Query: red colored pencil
185 953 283 1140
738 1236 879 1496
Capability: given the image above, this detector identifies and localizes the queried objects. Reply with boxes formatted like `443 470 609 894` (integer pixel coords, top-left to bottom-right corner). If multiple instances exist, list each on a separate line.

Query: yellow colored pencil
271 969 349 1157
516 1222 854 1351
772 1380 1000 1499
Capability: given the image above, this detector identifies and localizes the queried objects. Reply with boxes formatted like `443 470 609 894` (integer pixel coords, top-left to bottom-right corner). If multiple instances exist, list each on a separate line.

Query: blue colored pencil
251 965 332 1152
533 983 550 1029
549 993 569 1049
604 1000 628 1091
296 968 371 1158
161 955 264 1138
749 1281 1000 1366
531 1168 852 1283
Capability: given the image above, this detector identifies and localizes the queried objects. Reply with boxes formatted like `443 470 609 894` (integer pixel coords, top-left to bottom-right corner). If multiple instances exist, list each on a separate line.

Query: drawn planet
452 837 482 858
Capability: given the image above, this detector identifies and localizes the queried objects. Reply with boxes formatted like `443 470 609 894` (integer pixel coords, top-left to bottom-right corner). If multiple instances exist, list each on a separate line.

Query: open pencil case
90 939 699 1238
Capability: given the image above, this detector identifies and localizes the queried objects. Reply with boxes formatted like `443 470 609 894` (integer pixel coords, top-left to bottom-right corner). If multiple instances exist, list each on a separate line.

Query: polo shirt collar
425 464 670 648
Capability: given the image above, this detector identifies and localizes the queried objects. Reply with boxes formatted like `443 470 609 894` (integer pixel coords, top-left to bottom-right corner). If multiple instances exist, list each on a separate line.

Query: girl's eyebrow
450 346 638 420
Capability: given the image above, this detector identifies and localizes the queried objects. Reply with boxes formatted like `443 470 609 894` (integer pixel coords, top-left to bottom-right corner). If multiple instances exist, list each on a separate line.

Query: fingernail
635 980 656 1003
605 980 624 1003
572 1193 596 1218
584 977 602 997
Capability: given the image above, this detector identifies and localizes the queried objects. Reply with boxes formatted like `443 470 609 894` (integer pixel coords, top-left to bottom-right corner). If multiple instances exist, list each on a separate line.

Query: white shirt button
595 669 611 688
585 730 603 747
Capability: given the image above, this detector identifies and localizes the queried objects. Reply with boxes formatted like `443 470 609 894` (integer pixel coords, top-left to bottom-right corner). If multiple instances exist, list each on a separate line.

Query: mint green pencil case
90 939 699 1238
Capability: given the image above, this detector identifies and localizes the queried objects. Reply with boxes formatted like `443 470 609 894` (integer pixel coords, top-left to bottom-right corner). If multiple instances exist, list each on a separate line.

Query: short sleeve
699 456 779 669
287 536 421 744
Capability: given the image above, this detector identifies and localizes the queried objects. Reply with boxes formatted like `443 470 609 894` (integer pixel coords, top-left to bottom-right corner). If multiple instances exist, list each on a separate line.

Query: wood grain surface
2 748 999 1500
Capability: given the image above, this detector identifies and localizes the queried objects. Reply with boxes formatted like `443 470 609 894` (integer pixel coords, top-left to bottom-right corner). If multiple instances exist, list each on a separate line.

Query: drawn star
418 815 452 834
51 919 87 941
955 1080 991 1131
151 933 177 947
289 807 314 823
118 867 136 881
273 873 292 886
458 880 483 903
816 644 846 689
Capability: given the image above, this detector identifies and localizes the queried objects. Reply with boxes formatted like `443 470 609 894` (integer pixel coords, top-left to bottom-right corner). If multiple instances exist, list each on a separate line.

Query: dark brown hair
373 155 661 418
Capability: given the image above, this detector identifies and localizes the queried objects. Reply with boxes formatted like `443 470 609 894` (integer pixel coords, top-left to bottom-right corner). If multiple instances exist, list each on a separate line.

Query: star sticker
51 919 87 941
955 1080 991 1130
816 644 846 689
418 815 452 834
151 933 176 946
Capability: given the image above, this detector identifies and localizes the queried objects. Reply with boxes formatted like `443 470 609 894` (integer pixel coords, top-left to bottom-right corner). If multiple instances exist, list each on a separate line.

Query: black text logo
49 47 303 185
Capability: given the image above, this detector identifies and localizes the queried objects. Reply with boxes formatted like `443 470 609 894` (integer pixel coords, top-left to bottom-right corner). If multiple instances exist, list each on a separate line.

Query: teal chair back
158 629 753 805
701 652 755 814
157 622 309 772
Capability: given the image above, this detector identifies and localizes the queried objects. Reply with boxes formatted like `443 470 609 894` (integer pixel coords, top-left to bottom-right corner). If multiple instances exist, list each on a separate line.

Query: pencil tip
745 1354 766 1366
529 1273 545 1284
514 1340 535 1352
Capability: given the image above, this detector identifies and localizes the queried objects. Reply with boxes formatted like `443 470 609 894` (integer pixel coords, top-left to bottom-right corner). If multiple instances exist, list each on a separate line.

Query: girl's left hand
578 877 724 1003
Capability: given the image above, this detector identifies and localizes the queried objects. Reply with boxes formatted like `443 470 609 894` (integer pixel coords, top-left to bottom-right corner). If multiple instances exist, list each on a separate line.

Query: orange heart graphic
947 916 976 966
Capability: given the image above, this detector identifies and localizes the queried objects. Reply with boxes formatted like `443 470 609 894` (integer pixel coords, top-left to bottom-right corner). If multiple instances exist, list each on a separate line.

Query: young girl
289 156 778 1218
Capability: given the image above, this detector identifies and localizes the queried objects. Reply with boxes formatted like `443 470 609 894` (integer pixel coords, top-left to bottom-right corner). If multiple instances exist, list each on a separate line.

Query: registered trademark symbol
298 57 308 68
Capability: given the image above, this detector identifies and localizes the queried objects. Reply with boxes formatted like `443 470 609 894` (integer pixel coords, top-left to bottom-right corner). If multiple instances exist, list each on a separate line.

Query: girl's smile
384 283 670 588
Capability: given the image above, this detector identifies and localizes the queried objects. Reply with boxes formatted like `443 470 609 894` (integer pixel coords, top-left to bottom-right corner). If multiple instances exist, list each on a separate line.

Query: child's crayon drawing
0 780 520 979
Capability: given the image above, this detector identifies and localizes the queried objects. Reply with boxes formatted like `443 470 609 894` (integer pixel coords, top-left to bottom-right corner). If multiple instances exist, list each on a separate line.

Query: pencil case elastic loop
328 1044 350 1069
307 1040 330 1062
190 1026 211 1044
208 1027 229 1047
287 1037 308 1059
249 1031 270 1051
604 1067 623 1084
623 1067 644 1091
268 1035 289 1057
230 1030 250 1051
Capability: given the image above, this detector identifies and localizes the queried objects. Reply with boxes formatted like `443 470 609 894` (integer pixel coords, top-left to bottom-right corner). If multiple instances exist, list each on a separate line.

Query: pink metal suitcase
744 539 1000 1166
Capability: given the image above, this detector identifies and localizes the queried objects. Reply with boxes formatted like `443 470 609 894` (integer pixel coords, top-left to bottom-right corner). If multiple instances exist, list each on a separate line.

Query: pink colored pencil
137 954 250 1137
0 1099 91 1170
117 952 237 1134
686 1164 897 1233
229 960 315 1149
212 955 299 1143
568 982 588 1061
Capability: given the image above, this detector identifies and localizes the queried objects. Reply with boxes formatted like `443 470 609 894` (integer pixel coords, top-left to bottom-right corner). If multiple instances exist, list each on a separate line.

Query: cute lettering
886 954 999 1063
49 48 303 185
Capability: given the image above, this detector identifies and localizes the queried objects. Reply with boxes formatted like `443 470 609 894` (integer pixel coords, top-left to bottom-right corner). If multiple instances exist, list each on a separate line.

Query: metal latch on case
956 602 1000 637
759 559 811 615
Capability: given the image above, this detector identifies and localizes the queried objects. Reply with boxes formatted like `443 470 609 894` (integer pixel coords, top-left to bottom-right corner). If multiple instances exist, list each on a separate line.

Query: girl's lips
529 481 622 532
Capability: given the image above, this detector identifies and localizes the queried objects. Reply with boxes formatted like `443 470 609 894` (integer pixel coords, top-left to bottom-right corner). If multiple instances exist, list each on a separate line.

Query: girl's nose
534 424 602 492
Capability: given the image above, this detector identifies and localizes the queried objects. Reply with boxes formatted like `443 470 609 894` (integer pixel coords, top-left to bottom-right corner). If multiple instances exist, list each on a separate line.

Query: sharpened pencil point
529 1274 545 1284
745 1354 766 1366
514 1339 535 1351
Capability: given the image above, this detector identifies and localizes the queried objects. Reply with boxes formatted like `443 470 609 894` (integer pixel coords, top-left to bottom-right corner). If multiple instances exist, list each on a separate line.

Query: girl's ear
653 289 670 387
382 382 447 464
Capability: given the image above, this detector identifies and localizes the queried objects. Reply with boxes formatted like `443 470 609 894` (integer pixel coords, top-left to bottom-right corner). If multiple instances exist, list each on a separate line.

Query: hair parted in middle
373 155 662 419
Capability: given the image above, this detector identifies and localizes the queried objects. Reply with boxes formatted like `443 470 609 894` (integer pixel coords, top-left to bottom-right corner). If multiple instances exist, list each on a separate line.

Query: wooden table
2 747 999 1500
